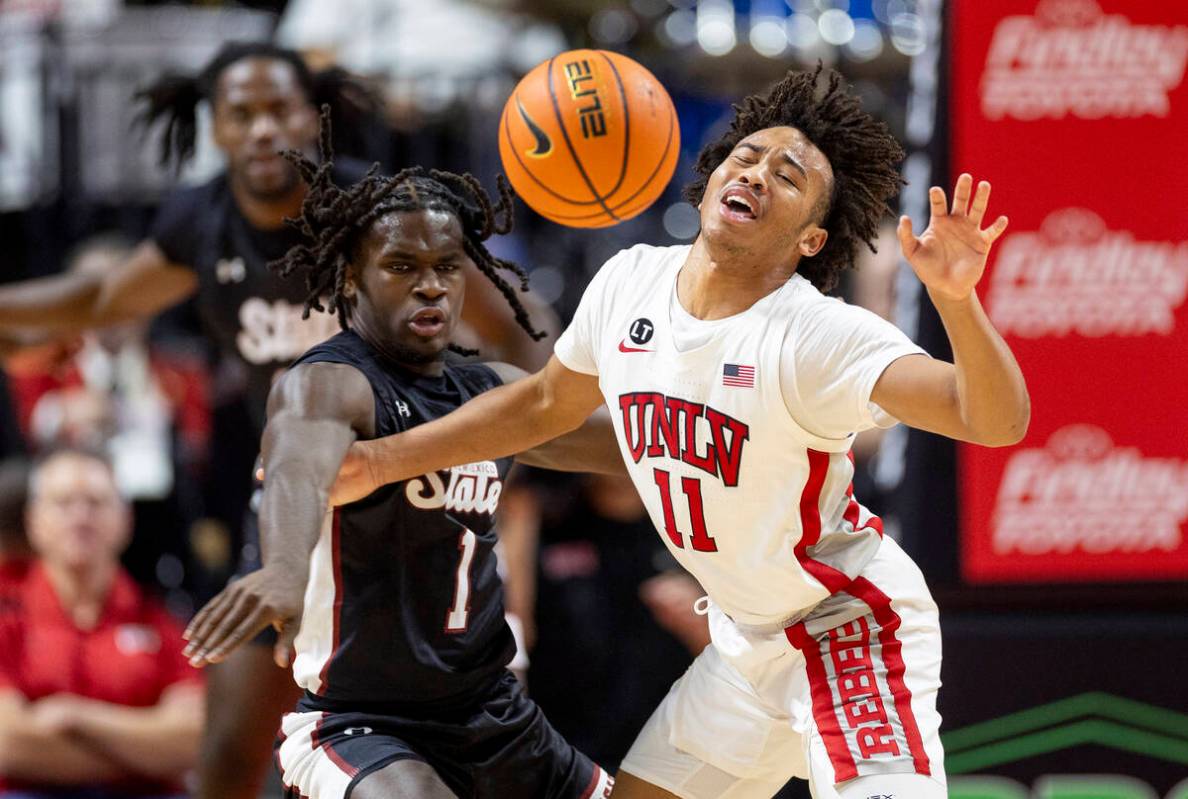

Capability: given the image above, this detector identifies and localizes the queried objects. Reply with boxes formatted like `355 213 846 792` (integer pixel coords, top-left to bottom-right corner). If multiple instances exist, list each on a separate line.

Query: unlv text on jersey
618 391 750 487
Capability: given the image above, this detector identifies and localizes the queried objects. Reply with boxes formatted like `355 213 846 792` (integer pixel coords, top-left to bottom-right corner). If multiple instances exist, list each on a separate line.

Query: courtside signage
945 693 1188 798
951 0 1188 584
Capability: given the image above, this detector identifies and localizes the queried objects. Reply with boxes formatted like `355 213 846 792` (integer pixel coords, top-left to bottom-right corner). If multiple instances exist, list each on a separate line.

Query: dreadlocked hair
135 41 379 169
685 65 905 293
270 107 545 355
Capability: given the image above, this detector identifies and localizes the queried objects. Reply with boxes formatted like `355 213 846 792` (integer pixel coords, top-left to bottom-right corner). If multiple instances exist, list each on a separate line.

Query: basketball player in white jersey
323 67 1030 798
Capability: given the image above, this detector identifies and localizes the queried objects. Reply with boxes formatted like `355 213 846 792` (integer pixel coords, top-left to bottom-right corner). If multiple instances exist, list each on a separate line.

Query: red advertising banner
951 0 1188 583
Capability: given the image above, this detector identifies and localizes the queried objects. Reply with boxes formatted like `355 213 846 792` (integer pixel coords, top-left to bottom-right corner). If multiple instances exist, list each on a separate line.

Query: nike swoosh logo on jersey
618 339 654 353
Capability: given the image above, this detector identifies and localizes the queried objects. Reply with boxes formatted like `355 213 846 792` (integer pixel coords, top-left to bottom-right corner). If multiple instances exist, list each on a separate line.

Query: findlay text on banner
949 0 1188 583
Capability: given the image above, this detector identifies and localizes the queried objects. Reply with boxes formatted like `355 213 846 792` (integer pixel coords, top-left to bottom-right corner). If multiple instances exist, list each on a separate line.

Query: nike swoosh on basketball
618 339 653 353
516 98 552 158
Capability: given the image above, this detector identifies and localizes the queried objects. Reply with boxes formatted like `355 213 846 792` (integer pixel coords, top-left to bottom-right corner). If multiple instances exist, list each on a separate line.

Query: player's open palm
897 173 1009 302
183 566 305 670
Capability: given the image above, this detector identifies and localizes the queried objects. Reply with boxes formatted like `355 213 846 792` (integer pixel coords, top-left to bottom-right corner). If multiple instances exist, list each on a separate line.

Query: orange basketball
499 49 680 229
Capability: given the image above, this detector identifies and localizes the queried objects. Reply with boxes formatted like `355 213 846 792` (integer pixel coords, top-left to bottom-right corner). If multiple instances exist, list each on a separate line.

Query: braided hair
685 65 905 293
271 108 545 354
136 41 378 168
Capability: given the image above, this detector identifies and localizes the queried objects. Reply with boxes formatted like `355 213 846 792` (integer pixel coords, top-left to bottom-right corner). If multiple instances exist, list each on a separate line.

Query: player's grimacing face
351 209 470 366
211 57 318 201
700 126 833 260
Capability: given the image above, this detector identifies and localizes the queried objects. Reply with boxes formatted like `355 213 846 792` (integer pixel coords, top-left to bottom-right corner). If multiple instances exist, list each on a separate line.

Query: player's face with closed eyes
349 209 471 368
699 126 833 263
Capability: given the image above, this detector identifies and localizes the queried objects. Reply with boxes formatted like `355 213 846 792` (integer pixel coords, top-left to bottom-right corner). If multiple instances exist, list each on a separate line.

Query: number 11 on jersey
653 469 718 552
445 529 478 633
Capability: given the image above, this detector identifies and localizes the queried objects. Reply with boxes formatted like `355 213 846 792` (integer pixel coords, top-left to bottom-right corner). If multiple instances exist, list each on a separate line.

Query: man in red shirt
0 449 203 798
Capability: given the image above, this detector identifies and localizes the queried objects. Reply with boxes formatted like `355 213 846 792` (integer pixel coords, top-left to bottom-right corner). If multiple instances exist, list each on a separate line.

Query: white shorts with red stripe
619 537 945 798
275 711 362 799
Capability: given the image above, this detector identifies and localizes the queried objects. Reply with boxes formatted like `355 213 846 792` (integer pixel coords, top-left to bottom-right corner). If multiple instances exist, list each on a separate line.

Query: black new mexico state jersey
150 160 369 434
290 331 516 711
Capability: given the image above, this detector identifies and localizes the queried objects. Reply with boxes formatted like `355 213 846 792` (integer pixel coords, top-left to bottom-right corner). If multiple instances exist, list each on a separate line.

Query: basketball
499 49 680 229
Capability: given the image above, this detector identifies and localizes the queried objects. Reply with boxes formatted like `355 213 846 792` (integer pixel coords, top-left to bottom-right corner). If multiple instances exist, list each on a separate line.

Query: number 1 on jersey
445 529 477 633
653 469 718 552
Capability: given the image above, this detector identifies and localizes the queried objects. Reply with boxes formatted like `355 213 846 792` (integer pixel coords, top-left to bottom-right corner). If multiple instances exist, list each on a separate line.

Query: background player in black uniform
183 131 621 797
0 42 556 799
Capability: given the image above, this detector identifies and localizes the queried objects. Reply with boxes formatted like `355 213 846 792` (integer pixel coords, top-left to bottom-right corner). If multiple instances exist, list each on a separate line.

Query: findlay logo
992 425 1188 557
981 0 1188 120
987 208 1188 338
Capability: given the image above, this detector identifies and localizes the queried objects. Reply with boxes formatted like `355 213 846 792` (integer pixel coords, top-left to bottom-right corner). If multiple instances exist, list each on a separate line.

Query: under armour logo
216 257 246 284
344 727 373 736
395 400 411 418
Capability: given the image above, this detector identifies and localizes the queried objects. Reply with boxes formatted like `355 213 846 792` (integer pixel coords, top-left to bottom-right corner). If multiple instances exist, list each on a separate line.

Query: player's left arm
485 362 625 475
184 362 375 667
873 174 1030 447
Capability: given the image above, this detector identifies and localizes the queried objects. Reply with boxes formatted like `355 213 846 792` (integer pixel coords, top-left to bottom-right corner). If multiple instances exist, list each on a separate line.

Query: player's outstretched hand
183 567 304 669
897 173 1009 302
329 440 383 506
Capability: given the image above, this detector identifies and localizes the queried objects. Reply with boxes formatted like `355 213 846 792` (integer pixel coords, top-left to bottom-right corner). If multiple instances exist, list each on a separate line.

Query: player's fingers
969 180 991 227
205 606 271 664
189 590 256 664
951 173 973 216
896 215 917 256
275 623 299 669
929 186 948 219
183 590 235 652
183 601 213 643
985 215 1010 244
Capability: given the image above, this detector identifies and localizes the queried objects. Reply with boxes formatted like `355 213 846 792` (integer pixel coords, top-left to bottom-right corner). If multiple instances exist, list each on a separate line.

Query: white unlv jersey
555 244 923 626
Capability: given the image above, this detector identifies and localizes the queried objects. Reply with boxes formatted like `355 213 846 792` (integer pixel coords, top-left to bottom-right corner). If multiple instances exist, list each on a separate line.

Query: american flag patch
722 363 755 388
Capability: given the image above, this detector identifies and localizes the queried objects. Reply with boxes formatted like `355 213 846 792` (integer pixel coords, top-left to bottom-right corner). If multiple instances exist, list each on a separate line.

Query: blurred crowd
0 0 923 796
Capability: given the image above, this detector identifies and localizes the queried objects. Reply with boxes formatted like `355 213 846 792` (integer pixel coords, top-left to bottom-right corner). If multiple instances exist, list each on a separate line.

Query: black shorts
275 673 612 799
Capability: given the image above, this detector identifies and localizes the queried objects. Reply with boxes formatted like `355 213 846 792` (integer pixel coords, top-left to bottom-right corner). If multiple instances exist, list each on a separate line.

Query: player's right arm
332 355 605 506
0 241 197 332
183 361 375 668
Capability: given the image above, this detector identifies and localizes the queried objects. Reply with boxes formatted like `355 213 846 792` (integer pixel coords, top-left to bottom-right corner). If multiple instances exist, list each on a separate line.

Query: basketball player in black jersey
182 124 621 796
0 43 557 799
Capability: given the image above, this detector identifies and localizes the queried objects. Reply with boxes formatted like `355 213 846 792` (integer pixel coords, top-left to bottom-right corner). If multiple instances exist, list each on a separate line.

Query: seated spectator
0 448 203 798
